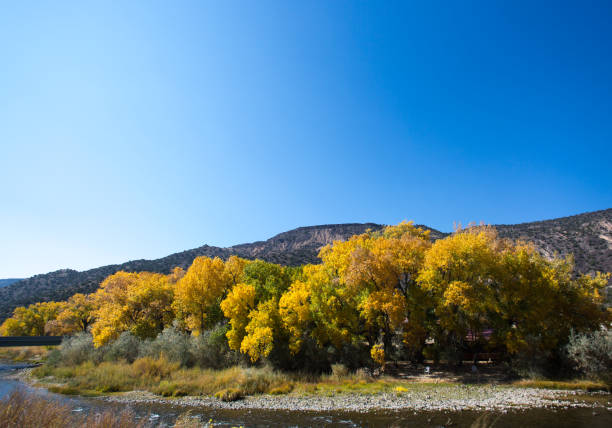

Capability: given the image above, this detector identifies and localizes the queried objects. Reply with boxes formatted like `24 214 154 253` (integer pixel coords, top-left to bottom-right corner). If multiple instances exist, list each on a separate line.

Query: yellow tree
225 255 248 286
0 301 65 336
278 274 312 354
240 298 279 362
168 266 186 284
221 259 294 362
494 244 610 357
220 282 256 350
279 263 359 355
91 271 174 346
418 225 610 363
418 226 501 360
279 222 433 365
317 221 432 360
45 293 96 335
173 256 231 335
216 255 250 348
91 271 139 346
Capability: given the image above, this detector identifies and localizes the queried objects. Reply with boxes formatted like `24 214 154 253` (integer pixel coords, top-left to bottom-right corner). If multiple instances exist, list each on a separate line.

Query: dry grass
213 387 244 402
33 359 294 398
0 389 152 427
32 358 610 400
133 356 180 380
0 346 53 363
512 379 609 392
0 389 221 427
34 359 389 398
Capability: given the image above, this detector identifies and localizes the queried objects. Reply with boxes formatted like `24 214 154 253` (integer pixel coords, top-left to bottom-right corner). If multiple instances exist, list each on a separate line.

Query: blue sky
1 1 611 278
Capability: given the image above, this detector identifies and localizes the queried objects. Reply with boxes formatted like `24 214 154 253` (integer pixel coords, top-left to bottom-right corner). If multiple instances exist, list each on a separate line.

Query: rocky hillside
0 279 22 288
495 208 612 275
0 210 610 321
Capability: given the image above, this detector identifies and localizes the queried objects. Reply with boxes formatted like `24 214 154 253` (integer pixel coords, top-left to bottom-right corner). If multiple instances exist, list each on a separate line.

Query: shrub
189 324 242 369
102 332 142 363
269 383 293 394
0 346 49 363
370 345 385 366
132 356 179 380
140 325 191 366
154 380 190 397
93 362 137 392
566 329 612 384
57 333 97 366
354 367 373 381
214 387 244 402
47 385 81 395
330 363 349 379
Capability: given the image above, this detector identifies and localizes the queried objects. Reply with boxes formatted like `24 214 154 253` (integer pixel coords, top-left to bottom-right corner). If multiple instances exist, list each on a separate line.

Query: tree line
2 222 609 372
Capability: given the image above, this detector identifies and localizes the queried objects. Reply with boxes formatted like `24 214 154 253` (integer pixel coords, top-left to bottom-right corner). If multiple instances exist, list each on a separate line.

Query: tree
220 259 294 362
279 263 358 354
317 222 432 360
279 222 433 365
240 298 279 362
0 301 65 336
418 226 611 365
225 255 248 286
91 271 174 346
242 259 292 301
494 246 610 359
173 257 231 335
220 282 256 350
45 293 95 335
418 226 501 362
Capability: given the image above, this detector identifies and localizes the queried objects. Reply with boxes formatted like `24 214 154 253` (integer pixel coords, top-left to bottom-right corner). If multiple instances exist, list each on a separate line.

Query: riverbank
0 345 51 363
1 363 610 428
11 364 611 414
98 385 612 413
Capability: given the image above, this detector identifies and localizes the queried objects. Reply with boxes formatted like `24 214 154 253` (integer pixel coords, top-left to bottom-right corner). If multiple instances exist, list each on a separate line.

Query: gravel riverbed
8 367 611 414
100 386 612 413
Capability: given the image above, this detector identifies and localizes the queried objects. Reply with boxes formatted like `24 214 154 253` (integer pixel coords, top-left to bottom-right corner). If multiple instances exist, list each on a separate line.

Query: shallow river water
1 364 610 427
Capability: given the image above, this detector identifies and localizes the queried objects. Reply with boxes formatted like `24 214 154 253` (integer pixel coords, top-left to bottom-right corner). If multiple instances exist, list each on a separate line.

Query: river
1 364 610 427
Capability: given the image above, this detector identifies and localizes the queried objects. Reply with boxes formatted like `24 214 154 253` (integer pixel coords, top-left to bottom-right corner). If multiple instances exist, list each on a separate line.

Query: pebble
99 386 610 413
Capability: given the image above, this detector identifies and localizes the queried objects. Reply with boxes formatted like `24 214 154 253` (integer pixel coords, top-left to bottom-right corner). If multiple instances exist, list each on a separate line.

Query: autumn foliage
2 221 609 373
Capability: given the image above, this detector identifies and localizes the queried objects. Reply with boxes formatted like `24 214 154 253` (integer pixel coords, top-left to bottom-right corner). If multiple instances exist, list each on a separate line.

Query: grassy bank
30 357 610 400
0 346 53 363
511 379 609 392
32 358 449 398
34 358 295 398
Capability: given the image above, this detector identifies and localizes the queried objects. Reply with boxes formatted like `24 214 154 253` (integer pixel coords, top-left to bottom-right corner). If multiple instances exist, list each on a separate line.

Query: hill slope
1 209 610 321
0 279 23 288
494 208 612 275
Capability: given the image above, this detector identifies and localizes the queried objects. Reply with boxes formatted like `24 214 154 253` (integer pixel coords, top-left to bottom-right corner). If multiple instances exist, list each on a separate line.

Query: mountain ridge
1 209 610 321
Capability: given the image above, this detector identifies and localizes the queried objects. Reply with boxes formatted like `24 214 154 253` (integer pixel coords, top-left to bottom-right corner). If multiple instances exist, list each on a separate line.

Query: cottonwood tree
173 257 231 335
91 271 174 346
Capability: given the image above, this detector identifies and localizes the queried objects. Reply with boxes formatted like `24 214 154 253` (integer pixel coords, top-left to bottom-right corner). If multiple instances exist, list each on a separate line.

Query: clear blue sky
1 1 611 278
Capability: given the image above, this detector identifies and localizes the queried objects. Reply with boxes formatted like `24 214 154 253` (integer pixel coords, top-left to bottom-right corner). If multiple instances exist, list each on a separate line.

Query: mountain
0 209 610 321
0 223 392 320
0 279 23 288
494 208 612 275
